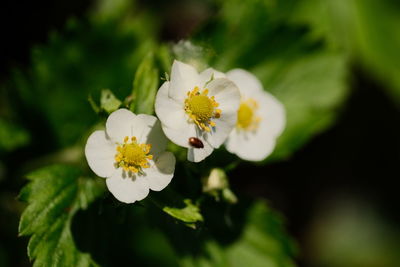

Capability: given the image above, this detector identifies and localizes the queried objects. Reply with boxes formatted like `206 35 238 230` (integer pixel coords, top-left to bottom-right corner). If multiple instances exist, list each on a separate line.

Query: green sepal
100 89 122 114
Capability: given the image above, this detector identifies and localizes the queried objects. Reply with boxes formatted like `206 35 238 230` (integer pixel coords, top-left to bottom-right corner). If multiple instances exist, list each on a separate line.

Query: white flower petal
156 82 198 148
155 82 196 147
155 82 183 126
224 68 286 161
199 68 226 86
169 60 200 101
225 128 244 156
207 112 237 148
208 78 241 113
132 114 157 142
106 109 136 143
187 138 214 162
205 78 240 148
258 91 286 137
106 169 150 204
226 128 277 161
226 69 263 96
162 122 197 148
155 81 187 130
130 114 168 157
145 152 176 191
227 91 285 161
85 130 117 178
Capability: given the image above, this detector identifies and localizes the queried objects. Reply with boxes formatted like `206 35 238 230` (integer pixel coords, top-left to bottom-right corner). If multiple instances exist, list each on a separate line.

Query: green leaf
163 199 204 228
19 165 105 267
254 51 348 160
12 10 157 147
224 202 297 267
353 0 400 105
196 0 349 160
196 0 298 70
0 118 30 153
130 53 159 115
293 0 400 106
100 89 122 113
181 201 297 267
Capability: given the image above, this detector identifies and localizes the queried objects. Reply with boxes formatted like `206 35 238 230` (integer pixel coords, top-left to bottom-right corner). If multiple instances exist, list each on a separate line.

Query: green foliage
354 0 400 104
0 118 30 153
130 53 159 115
196 0 349 160
163 199 204 228
179 201 297 267
147 187 205 228
256 51 348 160
293 0 400 106
19 165 105 267
157 44 173 74
12 9 158 147
12 0 387 266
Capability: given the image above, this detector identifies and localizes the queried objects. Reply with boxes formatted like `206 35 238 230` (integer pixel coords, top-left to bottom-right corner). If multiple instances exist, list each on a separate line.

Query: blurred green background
0 0 399 266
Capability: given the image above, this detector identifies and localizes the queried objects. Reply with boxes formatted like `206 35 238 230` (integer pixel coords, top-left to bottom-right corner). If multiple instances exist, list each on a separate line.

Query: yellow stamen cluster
115 136 153 173
237 98 261 131
184 86 221 132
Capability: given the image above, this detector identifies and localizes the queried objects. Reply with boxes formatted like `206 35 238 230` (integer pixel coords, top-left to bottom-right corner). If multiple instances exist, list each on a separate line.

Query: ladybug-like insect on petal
188 137 204 148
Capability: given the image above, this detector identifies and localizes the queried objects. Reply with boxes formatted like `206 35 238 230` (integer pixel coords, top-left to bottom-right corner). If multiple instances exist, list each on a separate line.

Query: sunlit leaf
163 199 203 228
19 165 105 267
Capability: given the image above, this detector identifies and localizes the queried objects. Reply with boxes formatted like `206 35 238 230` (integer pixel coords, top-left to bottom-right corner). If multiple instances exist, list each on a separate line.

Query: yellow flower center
237 98 260 131
115 136 153 173
188 95 214 120
184 86 221 132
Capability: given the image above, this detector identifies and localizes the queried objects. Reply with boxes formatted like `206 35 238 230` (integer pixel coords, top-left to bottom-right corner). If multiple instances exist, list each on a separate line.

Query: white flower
155 60 240 162
225 69 286 161
85 109 176 203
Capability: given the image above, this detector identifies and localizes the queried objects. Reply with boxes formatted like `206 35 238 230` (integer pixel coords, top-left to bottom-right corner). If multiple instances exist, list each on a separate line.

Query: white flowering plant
6 0 378 266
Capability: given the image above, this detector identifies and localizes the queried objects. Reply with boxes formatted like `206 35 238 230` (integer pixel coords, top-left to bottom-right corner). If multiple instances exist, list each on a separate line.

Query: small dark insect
188 137 204 148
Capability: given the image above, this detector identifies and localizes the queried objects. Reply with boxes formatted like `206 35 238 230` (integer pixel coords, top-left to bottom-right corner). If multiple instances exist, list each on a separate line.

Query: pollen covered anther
184 86 221 132
115 136 153 173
